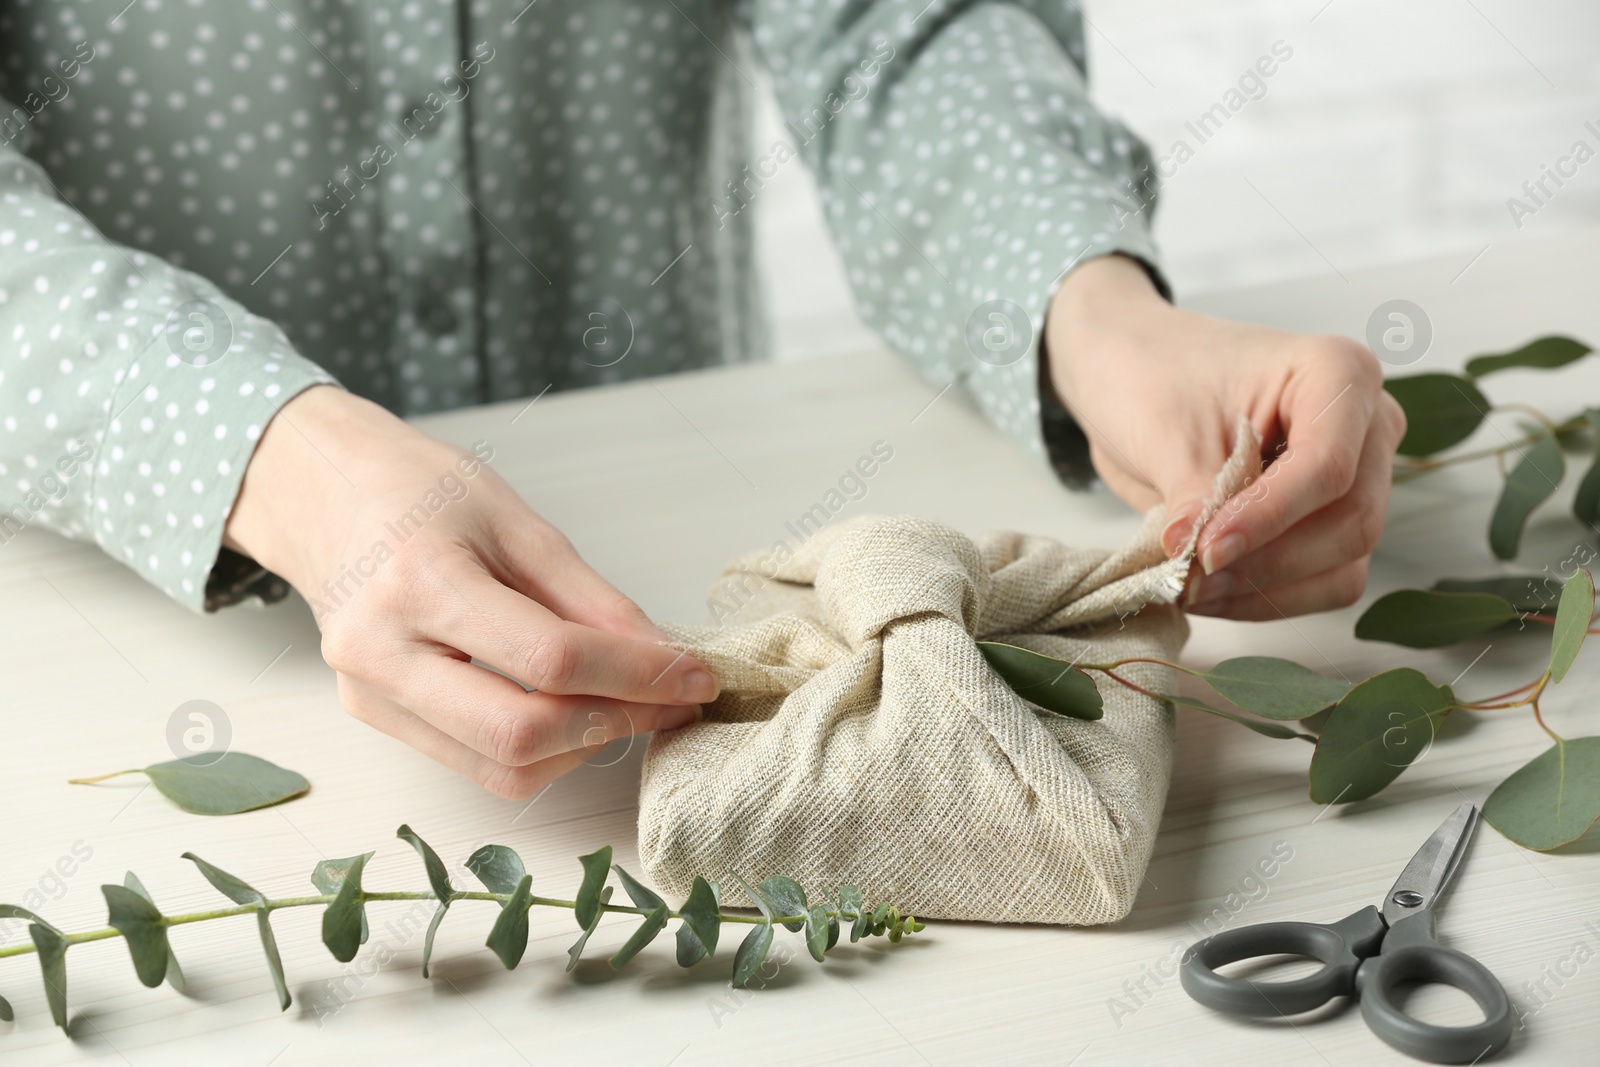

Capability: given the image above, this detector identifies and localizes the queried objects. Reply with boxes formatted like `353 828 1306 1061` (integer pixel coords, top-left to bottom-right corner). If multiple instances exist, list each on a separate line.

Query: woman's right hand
223 385 714 799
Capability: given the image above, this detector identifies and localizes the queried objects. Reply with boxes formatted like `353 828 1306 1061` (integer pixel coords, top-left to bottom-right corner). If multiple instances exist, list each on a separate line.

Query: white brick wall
753 0 1600 361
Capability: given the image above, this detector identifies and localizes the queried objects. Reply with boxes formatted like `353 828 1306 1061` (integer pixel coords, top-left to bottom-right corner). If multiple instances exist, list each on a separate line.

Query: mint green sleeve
0 123 337 611
739 0 1167 486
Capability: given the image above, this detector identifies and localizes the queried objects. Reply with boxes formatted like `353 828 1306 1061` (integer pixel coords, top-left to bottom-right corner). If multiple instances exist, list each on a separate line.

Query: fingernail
1186 569 1235 605
1200 532 1247 575
659 704 703 731
1186 598 1229 617
678 668 718 704
1162 508 1200 558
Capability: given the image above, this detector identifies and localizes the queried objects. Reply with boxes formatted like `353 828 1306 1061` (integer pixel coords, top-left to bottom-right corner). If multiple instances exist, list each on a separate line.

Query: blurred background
752 0 1600 362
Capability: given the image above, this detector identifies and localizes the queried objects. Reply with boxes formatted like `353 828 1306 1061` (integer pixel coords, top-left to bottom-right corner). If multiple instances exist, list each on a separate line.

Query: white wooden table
2 228 1598 1065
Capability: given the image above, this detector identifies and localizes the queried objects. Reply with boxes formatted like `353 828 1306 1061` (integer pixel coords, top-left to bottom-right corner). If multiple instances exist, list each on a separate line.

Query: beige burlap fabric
640 418 1260 925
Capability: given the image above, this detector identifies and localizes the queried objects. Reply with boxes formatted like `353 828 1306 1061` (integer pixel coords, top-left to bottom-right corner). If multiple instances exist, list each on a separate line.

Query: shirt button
417 294 458 336
400 99 444 140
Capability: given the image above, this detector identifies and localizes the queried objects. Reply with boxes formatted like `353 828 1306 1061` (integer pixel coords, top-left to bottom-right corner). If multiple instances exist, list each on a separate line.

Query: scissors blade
1381 801 1479 924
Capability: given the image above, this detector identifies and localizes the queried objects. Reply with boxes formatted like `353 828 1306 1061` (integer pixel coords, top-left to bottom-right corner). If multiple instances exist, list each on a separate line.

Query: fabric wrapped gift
639 419 1260 924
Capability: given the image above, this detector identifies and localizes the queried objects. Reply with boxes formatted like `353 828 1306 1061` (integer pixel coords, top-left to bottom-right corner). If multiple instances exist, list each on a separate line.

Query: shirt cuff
94 300 338 613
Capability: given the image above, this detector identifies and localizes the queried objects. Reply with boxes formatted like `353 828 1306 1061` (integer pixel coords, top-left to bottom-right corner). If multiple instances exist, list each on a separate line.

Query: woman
0 1 1402 797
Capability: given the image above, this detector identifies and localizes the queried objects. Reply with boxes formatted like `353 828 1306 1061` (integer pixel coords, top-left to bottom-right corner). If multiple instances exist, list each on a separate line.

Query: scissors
1180 802 1513 1064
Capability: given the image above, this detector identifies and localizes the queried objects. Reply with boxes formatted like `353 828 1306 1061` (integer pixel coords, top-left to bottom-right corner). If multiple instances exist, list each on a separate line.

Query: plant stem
0 891 800 962
64 770 142 785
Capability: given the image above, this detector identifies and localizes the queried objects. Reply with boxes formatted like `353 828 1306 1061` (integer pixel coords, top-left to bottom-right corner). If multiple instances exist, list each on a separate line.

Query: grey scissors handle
1355 911 1513 1064
1182 907 1513 1064
1180 904 1386 1017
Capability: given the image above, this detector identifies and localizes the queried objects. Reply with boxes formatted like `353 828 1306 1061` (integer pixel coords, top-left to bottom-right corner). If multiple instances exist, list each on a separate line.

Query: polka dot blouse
0 0 1163 612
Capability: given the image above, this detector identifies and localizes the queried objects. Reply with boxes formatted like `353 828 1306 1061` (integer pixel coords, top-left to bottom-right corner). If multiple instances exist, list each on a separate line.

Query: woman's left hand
1043 254 1408 620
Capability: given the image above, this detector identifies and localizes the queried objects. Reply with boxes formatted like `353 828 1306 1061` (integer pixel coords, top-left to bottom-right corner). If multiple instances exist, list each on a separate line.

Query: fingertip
656 703 703 731
1162 501 1204 558
676 667 719 704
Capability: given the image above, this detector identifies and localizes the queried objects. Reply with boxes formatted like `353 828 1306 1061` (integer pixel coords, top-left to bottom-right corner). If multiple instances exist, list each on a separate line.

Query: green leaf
1355 590 1517 648
756 875 808 932
566 885 613 972
395 826 454 980
66 752 309 815
609 903 669 969
977 641 1103 720
485 875 534 969
1483 738 1600 849
1309 668 1453 803
805 904 832 962
675 876 721 967
1384 373 1489 456
1549 567 1594 684
30 925 67 1029
1159 693 1315 741
612 865 666 914
103 882 174 989
838 885 863 919
465 844 526 895
0 906 66 1029
0 991 11 1022
1202 657 1350 719
1572 409 1600 528
419 905 449 980
1432 575 1561 615
395 825 453 903
575 846 612 929
1489 431 1565 560
1465 335 1591 378
121 872 184 992
182 852 288 1009
733 873 774 924
850 908 870 943
320 852 374 964
313 853 371 947
731 923 774 988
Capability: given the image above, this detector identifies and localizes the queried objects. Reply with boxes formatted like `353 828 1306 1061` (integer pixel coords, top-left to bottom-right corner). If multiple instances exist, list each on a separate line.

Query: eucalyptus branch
0 826 924 1031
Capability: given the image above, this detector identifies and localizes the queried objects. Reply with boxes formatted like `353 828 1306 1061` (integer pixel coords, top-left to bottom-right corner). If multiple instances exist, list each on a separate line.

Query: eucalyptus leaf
575 846 612 929
30 925 67 1030
976 641 1103 720
612 865 665 913
731 923 774 989
675 876 721 967
312 853 371 946
395 825 454 979
1464 335 1592 378
1489 431 1565 560
756 875 808 932
67 752 309 816
320 852 374 964
1432 575 1561 615
103 882 173 989
1355 590 1516 648
805 905 832 962
1548 567 1594 684
0 906 66 1029
1159 693 1315 741
0 992 11 1022
182 852 289 1009
733 873 773 923
1573 409 1600 528
566 885 613 973
465 844 526 895
485 875 534 969
1384 373 1489 457
395 825 453 903
1309 669 1453 804
122 872 184 992
850 908 870 943
1202 657 1350 719
1483 737 1600 850
609 904 669 969
838 885 863 920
